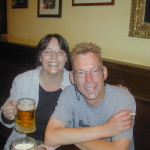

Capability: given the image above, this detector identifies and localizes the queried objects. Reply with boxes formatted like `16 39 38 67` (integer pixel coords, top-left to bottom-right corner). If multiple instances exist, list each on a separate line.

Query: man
45 43 136 150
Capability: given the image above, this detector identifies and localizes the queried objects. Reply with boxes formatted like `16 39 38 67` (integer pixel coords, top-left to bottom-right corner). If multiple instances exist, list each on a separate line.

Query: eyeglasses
41 48 66 56
73 67 103 78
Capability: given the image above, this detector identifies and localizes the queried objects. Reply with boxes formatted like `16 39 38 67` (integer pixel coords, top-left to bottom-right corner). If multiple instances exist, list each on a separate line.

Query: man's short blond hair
70 42 103 66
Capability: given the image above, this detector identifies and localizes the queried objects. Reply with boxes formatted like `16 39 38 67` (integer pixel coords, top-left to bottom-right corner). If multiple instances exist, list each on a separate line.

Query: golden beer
15 98 36 133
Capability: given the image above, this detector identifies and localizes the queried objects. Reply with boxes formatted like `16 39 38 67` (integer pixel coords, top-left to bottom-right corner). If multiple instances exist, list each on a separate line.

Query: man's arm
75 138 131 150
44 110 133 146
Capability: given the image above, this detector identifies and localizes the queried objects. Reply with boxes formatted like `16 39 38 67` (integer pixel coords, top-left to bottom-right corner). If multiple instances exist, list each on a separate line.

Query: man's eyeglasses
73 67 103 78
41 48 66 56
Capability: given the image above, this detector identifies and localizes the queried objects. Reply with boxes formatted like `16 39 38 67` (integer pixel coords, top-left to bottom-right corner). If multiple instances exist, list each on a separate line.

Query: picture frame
129 0 150 39
72 0 115 6
38 0 62 18
12 0 28 8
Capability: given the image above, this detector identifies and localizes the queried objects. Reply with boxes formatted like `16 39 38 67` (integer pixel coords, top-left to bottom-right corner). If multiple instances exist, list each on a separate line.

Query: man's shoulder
107 84 133 96
61 84 75 93
106 84 135 103
59 85 78 102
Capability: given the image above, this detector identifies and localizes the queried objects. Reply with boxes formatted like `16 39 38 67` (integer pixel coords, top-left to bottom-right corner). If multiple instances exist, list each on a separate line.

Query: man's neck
85 86 106 107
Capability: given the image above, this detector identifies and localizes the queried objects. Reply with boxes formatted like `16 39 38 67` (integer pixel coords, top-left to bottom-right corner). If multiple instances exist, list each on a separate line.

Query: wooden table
57 145 80 150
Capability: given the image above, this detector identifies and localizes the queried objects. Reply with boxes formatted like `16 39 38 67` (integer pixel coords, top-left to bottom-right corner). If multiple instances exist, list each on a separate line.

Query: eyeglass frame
41 48 66 56
73 67 104 78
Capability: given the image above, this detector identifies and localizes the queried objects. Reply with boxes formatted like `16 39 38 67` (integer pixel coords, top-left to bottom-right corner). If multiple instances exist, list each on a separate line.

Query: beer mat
38 144 60 150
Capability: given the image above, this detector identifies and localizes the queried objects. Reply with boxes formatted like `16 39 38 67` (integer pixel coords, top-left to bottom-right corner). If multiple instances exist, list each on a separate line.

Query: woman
0 34 71 150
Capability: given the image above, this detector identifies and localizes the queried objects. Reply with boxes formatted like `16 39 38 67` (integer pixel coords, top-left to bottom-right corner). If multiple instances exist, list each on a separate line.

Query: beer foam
14 143 33 149
17 104 34 111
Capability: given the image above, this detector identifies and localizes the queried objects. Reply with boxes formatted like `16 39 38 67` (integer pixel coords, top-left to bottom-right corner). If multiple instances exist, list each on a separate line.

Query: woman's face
39 37 67 75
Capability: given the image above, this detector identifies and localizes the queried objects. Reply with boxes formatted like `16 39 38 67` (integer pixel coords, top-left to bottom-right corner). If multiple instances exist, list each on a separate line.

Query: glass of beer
15 98 36 133
11 137 37 150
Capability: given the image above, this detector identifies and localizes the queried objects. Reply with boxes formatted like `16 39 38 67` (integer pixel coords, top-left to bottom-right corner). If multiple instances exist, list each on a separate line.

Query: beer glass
11 137 37 150
15 98 36 133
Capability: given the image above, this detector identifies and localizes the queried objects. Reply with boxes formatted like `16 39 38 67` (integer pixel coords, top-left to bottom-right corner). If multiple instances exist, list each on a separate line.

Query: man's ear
102 66 108 81
70 71 75 84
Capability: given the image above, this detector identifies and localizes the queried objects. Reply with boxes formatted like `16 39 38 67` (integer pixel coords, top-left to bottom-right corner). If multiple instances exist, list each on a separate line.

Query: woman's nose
51 52 57 58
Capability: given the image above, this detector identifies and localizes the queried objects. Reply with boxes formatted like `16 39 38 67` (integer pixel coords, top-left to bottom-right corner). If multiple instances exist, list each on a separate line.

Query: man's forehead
73 53 100 62
72 54 101 70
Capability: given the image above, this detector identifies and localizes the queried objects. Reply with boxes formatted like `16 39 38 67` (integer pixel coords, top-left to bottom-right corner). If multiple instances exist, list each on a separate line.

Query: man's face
70 53 108 106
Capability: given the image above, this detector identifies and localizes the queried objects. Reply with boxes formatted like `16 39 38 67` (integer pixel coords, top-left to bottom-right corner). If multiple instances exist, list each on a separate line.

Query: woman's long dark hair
35 34 71 71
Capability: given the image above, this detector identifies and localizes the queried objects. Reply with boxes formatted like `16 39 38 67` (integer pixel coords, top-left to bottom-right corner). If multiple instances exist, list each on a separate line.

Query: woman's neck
39 69 64 92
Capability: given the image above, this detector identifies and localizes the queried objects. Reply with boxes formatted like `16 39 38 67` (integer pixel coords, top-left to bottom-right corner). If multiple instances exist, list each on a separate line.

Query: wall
7 0 150 67
0 0 7 34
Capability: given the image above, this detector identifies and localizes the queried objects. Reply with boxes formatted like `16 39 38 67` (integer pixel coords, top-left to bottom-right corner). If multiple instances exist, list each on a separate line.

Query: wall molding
103 58 150 102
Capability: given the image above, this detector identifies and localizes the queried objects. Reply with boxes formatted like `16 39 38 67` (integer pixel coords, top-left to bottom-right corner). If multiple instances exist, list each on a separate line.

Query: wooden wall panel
103 58 150 102
134 99 150 150
103 58 150 150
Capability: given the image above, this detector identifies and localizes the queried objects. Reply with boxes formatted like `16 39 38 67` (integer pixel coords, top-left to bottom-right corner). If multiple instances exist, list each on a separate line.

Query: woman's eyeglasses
41 48 66 56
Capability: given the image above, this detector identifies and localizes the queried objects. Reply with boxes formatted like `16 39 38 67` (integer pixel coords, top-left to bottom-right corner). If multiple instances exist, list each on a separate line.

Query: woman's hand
2 101 17 120
116 84 129 91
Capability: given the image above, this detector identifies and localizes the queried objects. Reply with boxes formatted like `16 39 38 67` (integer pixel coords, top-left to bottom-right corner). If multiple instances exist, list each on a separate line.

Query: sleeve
51 86 74 127
111 89 136 141
0 75 24 128
1 112 14 124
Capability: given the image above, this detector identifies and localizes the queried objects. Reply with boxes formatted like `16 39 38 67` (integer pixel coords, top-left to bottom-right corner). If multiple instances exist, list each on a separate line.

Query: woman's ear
70 71 75 84
102 66 108 81
39 55 42 62
65 55 67 63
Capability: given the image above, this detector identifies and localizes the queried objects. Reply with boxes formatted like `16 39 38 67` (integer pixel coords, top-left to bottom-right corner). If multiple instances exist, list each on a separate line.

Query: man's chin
84 94 97 101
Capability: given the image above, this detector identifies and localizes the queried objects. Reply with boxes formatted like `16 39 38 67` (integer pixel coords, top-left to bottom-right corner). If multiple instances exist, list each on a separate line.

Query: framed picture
38 0 62 17
12 0 28 8
129 0 150 39
72 0 115 6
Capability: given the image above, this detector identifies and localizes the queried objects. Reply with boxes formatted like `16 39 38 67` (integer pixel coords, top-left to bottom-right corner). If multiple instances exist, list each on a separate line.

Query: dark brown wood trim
103 58 150 102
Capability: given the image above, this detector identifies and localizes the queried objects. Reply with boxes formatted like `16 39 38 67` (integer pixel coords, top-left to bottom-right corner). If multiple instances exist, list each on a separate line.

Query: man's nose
85 71 93 82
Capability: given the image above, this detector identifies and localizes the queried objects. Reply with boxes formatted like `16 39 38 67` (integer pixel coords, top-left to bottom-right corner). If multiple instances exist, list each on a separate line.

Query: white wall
7 0 150 67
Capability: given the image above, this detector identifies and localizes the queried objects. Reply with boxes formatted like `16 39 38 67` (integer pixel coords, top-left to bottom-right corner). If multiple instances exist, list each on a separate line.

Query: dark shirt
28 84 62 141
